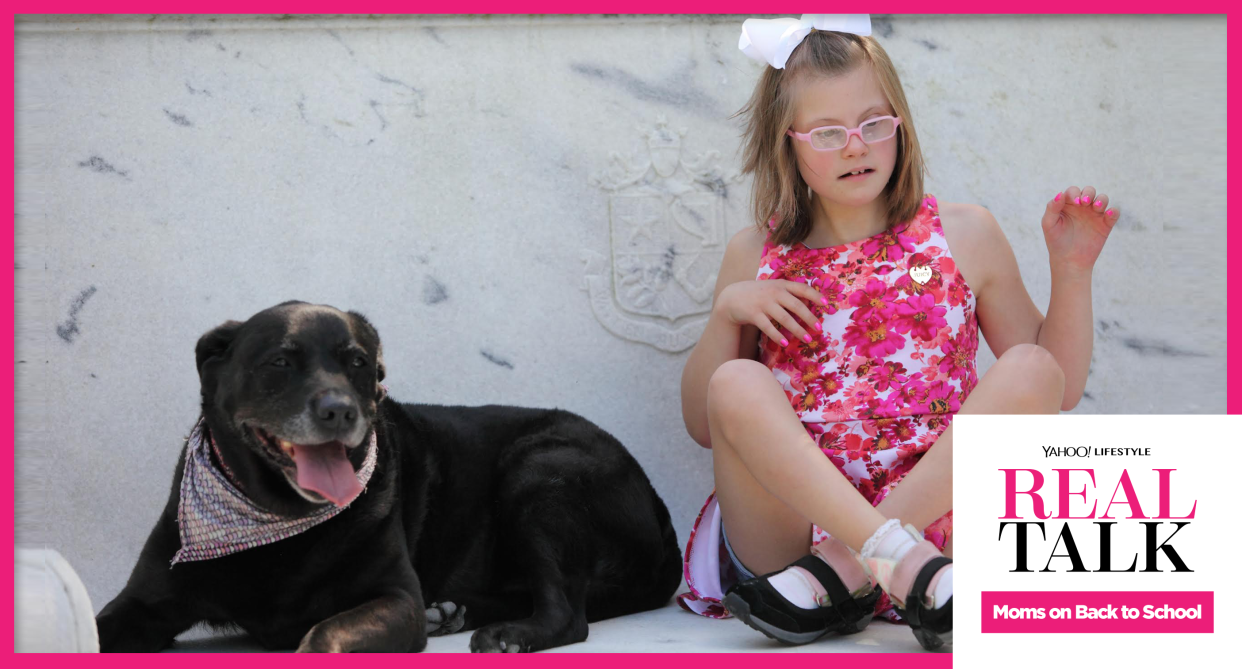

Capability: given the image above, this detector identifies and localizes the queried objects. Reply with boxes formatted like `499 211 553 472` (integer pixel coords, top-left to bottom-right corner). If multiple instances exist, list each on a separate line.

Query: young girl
677 15 1118 651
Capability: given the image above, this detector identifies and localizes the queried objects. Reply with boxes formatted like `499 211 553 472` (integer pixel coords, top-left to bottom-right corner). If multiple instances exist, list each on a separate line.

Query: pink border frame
3 5 1233 665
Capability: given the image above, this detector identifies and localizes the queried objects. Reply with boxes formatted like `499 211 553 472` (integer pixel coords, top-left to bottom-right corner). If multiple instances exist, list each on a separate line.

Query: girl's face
789 64 899 208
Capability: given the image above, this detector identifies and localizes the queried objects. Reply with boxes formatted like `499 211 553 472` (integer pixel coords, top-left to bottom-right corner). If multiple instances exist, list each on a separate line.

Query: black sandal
863 527 953 651
892 555 953 651
723 539 880 645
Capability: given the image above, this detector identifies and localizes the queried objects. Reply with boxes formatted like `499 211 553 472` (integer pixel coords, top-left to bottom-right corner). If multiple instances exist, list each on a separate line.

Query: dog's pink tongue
291 442 362 507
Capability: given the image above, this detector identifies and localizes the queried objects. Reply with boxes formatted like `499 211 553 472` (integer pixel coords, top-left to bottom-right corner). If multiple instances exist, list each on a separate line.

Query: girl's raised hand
716 279 826 346
1041 185 1121 272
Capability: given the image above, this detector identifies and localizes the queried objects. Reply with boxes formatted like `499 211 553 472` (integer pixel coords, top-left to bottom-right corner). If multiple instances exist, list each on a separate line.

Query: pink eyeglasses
787 115 903 152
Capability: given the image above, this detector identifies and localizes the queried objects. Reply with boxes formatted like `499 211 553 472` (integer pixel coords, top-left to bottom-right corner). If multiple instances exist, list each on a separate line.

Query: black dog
95 301 682 652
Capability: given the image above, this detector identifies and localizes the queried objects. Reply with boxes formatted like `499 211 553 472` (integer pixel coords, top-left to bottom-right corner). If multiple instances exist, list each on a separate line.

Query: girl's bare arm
947 192 1118 411
680 228 766 447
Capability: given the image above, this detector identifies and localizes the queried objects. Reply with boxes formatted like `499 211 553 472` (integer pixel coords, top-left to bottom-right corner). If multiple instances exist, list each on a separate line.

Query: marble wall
14 14 1226 619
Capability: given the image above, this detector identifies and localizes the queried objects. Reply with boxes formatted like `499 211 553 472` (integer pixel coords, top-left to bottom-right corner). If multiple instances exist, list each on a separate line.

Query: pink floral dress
678 194 978 621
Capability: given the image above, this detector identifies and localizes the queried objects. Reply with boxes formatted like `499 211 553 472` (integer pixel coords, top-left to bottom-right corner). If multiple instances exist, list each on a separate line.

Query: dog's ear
374 352 387 402
195 320 244 379
348 311 386 401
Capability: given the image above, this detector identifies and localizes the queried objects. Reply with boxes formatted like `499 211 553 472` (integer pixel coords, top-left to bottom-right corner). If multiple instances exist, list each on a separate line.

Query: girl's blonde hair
738 30 926 246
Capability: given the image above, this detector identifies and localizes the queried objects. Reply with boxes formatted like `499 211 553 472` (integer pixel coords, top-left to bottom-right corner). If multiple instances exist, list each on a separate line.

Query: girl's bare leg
708 359 887 572
875 343 1068 557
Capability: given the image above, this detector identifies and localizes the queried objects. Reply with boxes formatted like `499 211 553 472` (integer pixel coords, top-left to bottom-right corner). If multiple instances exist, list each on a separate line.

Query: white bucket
15 549 99 652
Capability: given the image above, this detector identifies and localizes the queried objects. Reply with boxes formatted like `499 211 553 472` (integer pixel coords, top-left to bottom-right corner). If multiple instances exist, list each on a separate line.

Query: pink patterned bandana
170 419 378 566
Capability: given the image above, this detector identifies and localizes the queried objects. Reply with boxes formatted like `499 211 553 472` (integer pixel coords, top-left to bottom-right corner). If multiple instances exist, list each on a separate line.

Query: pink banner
982 591 1214 633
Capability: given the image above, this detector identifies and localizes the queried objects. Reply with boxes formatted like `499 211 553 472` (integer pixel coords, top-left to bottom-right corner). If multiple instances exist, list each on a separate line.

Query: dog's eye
352 356 367 368
270 357 290 368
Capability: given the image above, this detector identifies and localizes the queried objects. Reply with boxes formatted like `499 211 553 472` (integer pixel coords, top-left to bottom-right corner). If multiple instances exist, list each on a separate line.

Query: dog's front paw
469 622 536 653
95 601 178 652
296 625 344 653
95 611 127 652
425 601 467 636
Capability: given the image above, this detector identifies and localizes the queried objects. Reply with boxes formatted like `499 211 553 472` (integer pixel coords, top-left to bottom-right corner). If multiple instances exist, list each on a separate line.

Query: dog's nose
311 390 358 432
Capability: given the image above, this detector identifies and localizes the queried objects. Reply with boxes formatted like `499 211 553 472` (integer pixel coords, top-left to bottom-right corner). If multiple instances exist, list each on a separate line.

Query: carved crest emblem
583 117 742 352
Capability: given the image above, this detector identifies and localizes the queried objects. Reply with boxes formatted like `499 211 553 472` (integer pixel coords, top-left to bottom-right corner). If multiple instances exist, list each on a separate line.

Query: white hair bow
738 14 872 70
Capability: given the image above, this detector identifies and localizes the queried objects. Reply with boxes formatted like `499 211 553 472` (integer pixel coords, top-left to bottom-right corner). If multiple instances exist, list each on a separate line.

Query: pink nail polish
1054 192 1062 202
1106 209 1114 216
820 298 829 306
803 334 812 343
780 338 789 347
1073 197 1080 205
815 322 823 331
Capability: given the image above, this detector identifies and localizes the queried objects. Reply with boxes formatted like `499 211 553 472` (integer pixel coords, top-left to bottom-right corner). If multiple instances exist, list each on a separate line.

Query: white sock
866 519 918 563
861 520 952 609
933 569 953 609
768 566 823 610
766 536 873 611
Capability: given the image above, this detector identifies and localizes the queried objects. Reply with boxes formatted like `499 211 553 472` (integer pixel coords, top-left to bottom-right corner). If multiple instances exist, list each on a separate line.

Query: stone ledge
167 597 934 653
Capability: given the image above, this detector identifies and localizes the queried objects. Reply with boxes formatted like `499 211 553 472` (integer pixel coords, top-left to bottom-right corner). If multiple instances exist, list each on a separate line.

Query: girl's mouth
839 169 875 180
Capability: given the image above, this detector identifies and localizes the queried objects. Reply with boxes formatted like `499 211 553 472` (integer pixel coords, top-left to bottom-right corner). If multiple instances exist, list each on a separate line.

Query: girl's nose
842 133 868 158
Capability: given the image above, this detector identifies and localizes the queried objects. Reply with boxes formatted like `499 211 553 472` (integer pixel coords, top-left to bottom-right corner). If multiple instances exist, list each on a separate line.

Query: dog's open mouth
250 427 363 507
